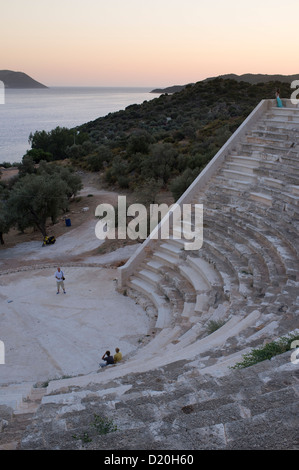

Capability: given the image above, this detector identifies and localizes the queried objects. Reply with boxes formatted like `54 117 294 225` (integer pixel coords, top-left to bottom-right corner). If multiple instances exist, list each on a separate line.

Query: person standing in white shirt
54 267 66 294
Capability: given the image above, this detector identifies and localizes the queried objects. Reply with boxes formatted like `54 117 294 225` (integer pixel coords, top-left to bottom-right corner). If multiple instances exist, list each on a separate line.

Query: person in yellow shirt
114 348 122 364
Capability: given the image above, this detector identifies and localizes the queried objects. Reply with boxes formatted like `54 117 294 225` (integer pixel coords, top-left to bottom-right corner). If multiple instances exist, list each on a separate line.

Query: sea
0 87 157 164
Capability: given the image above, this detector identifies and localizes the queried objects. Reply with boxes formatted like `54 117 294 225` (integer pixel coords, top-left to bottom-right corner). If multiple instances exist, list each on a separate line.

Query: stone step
246 135 291 147
268 107 299 117
204 208 294 277
160 266 197 303
186 256 222 288
137 268 162 286
198 245 240 296
152 249 179 267
202 225 286 296
249 192 273 206
290 185 299 196
225 402 298 450
249 129 294 141
14 387 47 415
225 161 258 174
261 177 284 189
258 115 299 126
227 155 260 166
127 278 171 329
159 241 183 259
149 310 262 366
221 168 257 183
178 264 210 292
0 383 34 411
238 142 298 157
214 174 252 190
264 113 299 124
0 412 35 450
145 259 164 273
17 348 298 450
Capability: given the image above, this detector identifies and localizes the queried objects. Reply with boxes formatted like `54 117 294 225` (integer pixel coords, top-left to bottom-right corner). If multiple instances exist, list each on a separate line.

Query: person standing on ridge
276 89 283 108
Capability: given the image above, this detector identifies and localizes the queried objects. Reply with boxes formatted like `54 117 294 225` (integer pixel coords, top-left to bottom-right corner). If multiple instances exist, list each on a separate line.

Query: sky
1 0 299 87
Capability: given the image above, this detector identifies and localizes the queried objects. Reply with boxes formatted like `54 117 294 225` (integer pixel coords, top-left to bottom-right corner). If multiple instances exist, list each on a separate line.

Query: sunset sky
2 0 298 87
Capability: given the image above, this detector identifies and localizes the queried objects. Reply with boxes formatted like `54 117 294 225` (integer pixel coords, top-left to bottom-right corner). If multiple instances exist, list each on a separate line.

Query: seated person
114 348 122 363
276 89 283 108
99 350 114 368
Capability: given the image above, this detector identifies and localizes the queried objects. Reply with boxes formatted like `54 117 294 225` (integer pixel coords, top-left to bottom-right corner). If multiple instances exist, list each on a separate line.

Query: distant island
151 73 299 93
0 70 48 89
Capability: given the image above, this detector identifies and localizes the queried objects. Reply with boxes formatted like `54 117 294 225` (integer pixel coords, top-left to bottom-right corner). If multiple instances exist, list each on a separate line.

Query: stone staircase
1 100 299 449
13 351 299 450
0 384 46 449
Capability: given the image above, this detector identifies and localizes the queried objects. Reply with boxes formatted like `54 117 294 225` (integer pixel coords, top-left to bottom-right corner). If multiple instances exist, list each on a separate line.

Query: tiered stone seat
120 103 299 367
17 350 299 450
1 101 298 450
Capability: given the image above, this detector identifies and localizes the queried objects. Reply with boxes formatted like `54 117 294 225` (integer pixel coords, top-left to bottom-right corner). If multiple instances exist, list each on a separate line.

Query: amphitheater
0 99 299 450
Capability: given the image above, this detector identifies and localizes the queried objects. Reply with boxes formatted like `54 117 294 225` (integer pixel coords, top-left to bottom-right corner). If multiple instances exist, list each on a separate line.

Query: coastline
0 87 156 165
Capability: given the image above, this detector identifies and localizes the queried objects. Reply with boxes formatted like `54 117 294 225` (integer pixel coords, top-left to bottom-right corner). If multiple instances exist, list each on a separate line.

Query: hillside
151 73 299 93
0 70 48 88
208 73 299 84
78 78 292 194
28 78 292 200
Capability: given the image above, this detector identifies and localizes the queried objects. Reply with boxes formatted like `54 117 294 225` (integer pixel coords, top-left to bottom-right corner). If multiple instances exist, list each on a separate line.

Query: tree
29 127 76 160
29 127 91 161
24 148 53 164
0 183 12 244
127 130 153 155
170 168 199 201
133 178 163 206
141 143 178 184
37 162 83 199
7 168 81 237
86 145 112 171
18 154 36 176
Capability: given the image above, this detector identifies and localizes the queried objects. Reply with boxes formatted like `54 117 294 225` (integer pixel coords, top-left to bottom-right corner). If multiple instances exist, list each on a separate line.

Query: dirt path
0 170 138 272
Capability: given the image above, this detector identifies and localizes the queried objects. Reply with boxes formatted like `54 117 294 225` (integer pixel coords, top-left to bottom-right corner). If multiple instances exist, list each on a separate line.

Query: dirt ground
0 168 174 272
0 169 118 249
0 169 140 270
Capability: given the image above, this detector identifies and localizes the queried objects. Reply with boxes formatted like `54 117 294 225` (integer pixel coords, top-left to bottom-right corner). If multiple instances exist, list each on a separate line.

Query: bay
0 87 156 164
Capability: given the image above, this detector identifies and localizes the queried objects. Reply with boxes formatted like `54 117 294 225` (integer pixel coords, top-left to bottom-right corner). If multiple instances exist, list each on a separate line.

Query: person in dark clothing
99 350 114 368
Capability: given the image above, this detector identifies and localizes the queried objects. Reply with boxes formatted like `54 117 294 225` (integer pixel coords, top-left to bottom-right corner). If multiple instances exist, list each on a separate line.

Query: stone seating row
17 347 299 449
202 181 299 258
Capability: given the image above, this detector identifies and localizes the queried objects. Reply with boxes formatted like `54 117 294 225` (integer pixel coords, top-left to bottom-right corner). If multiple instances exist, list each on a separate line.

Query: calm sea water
0 87 156 164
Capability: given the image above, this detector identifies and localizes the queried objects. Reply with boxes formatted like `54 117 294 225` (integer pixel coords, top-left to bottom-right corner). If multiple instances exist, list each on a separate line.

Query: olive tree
0 183 12 244
7 164 82 237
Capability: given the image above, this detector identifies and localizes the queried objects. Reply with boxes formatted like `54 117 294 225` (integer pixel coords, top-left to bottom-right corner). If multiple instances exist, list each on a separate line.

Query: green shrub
92 414 118 435
206 319 226 334
231 333 299 369
170 167 199 200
